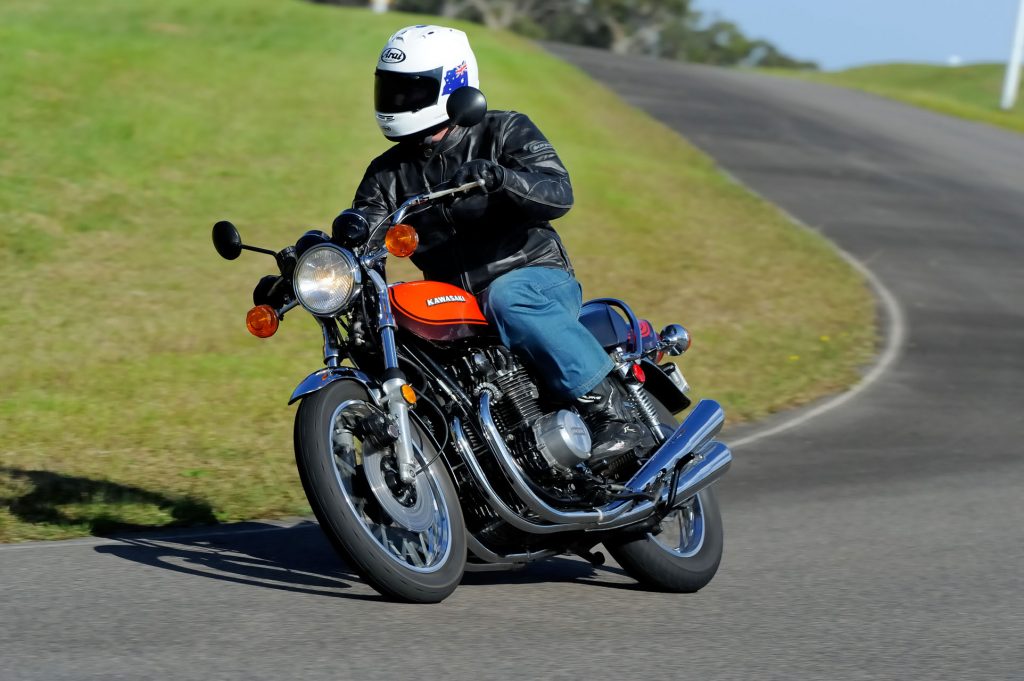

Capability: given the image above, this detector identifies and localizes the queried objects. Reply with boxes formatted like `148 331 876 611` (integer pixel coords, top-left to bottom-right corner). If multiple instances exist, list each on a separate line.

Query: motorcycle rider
350 25 640 459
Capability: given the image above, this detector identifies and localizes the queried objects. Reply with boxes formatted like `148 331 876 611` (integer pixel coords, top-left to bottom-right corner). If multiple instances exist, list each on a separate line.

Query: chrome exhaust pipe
471 392 732 531
478 391 630 526
594 449 732 529
624 399 726 496
659 440 731 508
595 412 732 529
451 417 583 534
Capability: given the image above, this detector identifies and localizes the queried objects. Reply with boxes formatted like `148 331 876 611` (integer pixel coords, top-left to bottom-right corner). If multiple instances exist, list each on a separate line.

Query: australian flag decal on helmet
442 61 469 95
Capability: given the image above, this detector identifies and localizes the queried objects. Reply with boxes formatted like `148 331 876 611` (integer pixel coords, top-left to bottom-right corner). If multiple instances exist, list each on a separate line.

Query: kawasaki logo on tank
426 295 466 307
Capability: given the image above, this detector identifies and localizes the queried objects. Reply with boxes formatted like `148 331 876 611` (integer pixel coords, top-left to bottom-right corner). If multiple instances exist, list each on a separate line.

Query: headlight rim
293 243 361 317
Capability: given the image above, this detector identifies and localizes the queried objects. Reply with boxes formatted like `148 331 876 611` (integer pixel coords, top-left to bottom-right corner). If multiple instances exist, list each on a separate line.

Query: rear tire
294 380 466 603
605 393 724 592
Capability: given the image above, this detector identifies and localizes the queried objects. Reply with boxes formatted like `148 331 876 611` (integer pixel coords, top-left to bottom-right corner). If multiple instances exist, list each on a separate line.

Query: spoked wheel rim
328 400 453 574
648 493 706 558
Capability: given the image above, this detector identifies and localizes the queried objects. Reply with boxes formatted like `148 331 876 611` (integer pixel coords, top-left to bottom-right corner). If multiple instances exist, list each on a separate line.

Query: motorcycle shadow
462 554 639 591
94 520 640 598
93 521 384 601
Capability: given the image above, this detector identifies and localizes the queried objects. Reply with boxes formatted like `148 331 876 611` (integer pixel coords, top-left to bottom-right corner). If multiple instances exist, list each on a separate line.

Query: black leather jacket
352 111 575 294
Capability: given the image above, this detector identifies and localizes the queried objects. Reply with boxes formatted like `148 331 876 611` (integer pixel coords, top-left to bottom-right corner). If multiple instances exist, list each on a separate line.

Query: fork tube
365 269 418 483
366 269 400 370
319 318 343 369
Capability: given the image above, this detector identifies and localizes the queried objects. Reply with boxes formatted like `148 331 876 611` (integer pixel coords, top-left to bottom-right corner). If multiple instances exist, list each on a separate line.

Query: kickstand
572 547 606 567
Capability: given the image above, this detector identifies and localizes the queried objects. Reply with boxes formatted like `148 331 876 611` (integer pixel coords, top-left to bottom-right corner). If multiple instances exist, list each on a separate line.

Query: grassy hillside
0 0 875 541
771 63 1024 134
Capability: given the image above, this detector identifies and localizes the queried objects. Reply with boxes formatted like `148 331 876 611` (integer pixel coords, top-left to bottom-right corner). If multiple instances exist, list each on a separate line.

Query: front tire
294 380 467 603
605 393 724 592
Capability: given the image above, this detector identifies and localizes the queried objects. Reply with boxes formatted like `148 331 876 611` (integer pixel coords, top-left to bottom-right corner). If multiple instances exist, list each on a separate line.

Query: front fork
364 269 418 483
314 270 418 483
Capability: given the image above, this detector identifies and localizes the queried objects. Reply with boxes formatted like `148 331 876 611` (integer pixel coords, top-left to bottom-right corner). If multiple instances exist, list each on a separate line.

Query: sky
694 0 1023 70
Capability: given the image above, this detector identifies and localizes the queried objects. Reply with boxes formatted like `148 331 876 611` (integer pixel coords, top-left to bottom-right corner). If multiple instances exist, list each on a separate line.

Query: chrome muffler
462 392 732 533
622 399 728 496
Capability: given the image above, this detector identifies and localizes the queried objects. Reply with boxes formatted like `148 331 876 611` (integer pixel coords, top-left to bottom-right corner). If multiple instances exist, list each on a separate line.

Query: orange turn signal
400 384 417 405
385 223 419 257
246 304 279 338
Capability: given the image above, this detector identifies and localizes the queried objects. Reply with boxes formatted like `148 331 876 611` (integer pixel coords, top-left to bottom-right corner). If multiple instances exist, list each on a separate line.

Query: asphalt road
4 47 1024 680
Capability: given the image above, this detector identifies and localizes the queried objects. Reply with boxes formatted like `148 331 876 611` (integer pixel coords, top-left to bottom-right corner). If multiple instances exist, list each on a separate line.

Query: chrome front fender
288 367 382 405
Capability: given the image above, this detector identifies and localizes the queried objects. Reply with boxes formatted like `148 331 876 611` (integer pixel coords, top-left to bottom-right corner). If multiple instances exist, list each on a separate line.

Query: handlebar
392 179 485 225
361 179 486 269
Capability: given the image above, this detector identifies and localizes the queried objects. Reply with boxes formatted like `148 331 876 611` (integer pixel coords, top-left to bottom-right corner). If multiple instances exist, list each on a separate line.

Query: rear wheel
606 393 724 592
294 380 466 603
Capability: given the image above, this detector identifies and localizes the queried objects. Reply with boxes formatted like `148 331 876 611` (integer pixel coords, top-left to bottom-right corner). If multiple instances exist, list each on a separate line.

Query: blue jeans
481 267 615 400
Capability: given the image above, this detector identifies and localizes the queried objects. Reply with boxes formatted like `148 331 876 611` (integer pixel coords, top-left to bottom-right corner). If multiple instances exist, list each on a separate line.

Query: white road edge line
719 169 907 450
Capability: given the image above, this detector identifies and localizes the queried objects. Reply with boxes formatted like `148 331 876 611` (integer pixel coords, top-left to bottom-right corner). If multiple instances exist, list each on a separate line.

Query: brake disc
361 445 435 532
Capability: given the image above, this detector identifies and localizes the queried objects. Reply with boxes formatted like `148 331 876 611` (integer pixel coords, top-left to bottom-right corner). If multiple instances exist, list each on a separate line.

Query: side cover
389 281 491 343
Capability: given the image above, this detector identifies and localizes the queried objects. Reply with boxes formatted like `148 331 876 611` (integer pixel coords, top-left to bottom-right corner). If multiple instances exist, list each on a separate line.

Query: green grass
0 0 875 541
766 62 1024 134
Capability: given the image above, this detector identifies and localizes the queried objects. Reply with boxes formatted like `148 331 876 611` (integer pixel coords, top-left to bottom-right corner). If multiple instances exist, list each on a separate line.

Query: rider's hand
453 159 504 193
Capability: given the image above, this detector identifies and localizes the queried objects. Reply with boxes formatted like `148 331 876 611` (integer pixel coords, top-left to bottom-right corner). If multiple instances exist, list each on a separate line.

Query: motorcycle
210 88 732 603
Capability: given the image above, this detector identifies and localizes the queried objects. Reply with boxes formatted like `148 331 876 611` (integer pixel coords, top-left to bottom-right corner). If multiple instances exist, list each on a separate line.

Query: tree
395 0 554 31
310 0 817 70
581 0 694 55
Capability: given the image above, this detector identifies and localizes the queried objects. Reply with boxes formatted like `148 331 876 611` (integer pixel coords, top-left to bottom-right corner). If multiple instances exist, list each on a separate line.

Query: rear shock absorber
621 363 667 444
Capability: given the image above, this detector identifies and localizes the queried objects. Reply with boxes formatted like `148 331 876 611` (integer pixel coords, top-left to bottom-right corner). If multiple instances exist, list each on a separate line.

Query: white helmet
374 25 480 141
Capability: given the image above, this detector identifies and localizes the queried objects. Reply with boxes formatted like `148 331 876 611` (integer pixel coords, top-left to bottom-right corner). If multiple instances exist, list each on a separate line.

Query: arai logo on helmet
380 48 406 64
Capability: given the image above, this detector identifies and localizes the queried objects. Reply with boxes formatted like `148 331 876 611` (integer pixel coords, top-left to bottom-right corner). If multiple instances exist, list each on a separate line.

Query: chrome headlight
293 245 360 316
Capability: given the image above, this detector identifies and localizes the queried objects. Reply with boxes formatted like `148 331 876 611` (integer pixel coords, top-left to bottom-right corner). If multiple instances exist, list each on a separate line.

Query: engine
451 346 593 482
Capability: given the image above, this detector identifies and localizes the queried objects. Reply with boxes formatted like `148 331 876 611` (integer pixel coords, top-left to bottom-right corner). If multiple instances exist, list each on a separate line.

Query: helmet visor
375 68 442 114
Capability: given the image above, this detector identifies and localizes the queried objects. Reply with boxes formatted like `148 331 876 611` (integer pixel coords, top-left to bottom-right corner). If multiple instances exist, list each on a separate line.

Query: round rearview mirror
212 220 242 260
446 87 487 128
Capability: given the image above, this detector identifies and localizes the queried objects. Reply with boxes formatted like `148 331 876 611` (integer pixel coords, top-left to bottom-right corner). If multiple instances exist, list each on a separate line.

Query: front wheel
294 380 466 603
605 393 724 592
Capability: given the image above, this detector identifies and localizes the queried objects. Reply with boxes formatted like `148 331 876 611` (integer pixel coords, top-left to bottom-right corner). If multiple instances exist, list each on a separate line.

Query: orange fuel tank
389 281 492 343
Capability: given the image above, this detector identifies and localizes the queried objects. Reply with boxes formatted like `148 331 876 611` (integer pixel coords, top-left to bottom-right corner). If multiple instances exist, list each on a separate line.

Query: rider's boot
575 377 644 461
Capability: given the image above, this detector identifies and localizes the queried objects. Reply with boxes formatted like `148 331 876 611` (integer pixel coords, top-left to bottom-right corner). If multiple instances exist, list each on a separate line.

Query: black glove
452 159 505 193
